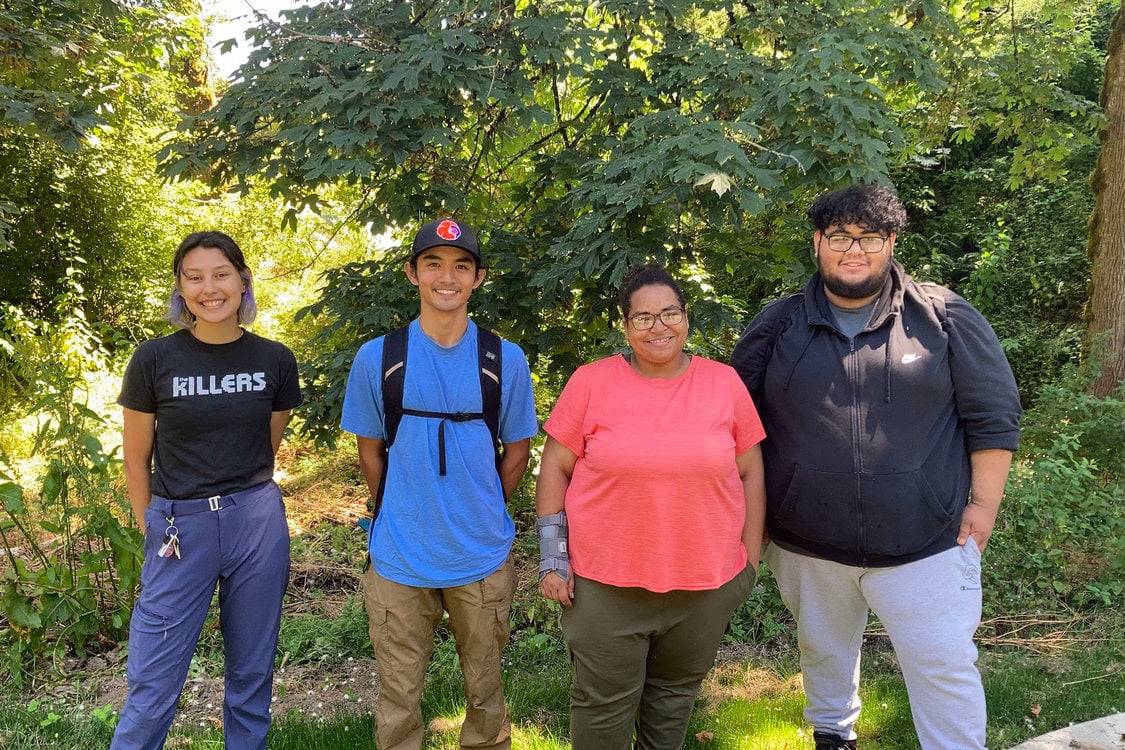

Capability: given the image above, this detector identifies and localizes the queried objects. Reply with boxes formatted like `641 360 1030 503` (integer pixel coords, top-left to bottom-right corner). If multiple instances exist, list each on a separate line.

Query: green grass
8 619 1119 750
687 689 809 748
0 703 116 749
983 645 1125 749
679 630 1124 750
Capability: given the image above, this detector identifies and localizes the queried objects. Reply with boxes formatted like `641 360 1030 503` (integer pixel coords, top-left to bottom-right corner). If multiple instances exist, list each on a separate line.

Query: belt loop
208 495 221 512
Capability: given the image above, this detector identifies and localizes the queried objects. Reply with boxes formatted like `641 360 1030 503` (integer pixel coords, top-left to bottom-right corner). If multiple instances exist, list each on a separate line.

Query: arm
729 294 801 401
121 408 156 532
944 293 1022 454
957 448 1015 552
535 436 579 606
498 438 531 500
270 410 292 456
737 444 767 573
941 294 1021 553
355 436 388 501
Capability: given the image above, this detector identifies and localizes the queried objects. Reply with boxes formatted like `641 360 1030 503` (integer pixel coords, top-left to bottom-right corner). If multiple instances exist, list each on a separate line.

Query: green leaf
3 587 43 630
0 482 25 513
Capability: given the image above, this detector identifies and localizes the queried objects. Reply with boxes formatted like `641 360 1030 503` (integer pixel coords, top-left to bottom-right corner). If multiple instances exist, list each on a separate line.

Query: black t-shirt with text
118 329 302 500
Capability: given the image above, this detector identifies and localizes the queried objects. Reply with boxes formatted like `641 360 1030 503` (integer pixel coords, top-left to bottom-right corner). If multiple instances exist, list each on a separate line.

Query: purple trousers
111 481 290 750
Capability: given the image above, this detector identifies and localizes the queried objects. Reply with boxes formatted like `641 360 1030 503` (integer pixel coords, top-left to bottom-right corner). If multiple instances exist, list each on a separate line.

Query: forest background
0 0 1123 748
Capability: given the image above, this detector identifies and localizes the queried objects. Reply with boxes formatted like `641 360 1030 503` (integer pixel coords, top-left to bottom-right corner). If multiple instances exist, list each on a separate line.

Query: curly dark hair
806 183 909 234
616 263 686 318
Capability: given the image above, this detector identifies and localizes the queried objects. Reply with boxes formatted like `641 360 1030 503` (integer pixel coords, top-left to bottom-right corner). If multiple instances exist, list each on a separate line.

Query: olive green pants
561 566 756 750
362 556 516 750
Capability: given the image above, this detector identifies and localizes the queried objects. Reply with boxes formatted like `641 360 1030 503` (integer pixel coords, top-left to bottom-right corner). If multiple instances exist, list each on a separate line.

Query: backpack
371 323 503 518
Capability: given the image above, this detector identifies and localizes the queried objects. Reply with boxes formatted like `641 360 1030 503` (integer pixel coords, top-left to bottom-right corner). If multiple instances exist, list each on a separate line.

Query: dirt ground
76 650 381 733
73 640 790 735
57 567 792 736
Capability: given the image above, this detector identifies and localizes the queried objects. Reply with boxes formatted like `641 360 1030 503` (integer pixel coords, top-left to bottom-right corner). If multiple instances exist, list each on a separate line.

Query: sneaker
813 731 857 749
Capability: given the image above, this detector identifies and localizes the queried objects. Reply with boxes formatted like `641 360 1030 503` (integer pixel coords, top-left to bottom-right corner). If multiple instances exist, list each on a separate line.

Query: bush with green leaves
893 143 1096 405
166 0 1106 445
984 359 1125 616
0 301 141 685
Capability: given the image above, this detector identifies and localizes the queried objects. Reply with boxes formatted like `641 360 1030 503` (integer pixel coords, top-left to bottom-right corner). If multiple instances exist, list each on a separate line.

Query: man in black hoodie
730 183 1022 750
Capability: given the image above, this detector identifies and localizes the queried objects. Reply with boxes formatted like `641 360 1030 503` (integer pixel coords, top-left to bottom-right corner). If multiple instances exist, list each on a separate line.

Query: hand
958 500 999 552
539 571 574 607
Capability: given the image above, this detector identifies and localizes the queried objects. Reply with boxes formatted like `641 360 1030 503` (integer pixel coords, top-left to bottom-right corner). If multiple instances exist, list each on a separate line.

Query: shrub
985 359 1125 616
0 302 141 685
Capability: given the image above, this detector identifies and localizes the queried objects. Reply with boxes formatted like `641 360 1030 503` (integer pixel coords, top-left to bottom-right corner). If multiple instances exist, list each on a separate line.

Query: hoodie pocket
775 466 954 557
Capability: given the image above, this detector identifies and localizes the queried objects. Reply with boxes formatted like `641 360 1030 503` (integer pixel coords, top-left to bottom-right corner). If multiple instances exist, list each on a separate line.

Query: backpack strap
379 324 504 480
380 325 410 449
918 282 950 332
767 293 804 358
750 292 804 403
476 326 503 467
370 325 410 521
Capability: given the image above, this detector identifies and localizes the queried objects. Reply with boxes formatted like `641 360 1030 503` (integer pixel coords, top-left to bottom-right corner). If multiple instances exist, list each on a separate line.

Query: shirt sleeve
498 340 540 444
542 364 593 458
273 343 304 411
729 368 767 453
944 292 1022 452
117 341 157 413
340 338 387 439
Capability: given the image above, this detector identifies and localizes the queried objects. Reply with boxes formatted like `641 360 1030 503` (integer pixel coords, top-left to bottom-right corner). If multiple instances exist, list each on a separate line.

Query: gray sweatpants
765 540 987 749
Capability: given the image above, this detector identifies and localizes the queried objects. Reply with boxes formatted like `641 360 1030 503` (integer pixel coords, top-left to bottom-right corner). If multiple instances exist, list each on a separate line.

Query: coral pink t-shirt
543 354 766 592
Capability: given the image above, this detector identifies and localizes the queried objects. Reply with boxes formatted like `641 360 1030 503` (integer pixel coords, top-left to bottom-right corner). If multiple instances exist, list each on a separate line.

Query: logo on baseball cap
410 218 483 266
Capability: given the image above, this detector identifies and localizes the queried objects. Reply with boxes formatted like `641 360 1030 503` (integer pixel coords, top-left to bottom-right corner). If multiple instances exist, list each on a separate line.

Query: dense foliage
0 295 141 686
0 0 186 149
0 0 208 347
159 0 1109 443
0 0 1122 679
988 361 1125 612
893 145 1098 403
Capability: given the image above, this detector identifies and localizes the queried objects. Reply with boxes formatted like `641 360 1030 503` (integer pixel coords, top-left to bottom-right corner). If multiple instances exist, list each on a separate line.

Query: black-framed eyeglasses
628 308 686 331
823 234 889 253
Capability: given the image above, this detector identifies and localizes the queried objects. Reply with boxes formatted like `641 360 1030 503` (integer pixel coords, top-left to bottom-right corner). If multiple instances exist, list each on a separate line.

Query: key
158 518 181 559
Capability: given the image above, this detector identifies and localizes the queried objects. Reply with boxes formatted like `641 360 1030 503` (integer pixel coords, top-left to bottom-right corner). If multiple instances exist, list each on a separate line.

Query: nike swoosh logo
901 353 921 363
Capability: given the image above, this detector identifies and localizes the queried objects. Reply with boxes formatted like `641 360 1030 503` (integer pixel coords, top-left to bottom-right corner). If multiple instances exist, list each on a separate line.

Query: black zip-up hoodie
730 261 1022 567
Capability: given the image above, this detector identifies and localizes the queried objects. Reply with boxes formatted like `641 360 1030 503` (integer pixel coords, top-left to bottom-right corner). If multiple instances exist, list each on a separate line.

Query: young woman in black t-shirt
111 232 301 750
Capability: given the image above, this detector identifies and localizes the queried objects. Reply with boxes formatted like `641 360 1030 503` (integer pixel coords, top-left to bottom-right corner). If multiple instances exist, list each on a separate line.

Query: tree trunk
173 0 216 116
1087 1 1125 397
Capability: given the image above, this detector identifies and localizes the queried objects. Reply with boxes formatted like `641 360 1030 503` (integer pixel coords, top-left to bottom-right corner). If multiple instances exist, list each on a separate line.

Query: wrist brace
537 510 571 582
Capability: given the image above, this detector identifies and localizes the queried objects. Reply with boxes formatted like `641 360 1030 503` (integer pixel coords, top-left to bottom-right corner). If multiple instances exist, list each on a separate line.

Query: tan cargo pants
361 556 516 750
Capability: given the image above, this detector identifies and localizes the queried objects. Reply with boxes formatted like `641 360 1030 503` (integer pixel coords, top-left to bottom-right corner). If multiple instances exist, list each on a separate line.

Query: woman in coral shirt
536 263 767 750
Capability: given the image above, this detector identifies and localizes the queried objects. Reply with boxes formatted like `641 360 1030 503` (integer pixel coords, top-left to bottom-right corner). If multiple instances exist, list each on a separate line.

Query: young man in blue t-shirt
341 218 538 750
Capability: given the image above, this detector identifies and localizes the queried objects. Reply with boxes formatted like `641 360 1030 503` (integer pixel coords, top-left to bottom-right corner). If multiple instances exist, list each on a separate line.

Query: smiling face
177 245 247 332
405 245 485 317
814 222 896 308
624 283 689 375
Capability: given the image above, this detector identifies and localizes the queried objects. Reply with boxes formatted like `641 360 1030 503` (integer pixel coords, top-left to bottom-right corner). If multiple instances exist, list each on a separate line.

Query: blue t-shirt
341 319 539 587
